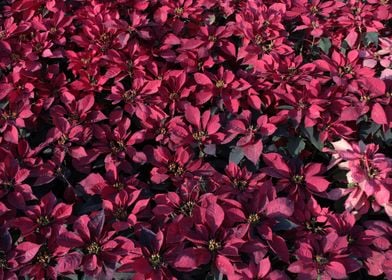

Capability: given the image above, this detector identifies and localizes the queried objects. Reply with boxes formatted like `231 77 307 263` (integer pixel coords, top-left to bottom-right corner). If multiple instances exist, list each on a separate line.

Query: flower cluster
0 0 391 279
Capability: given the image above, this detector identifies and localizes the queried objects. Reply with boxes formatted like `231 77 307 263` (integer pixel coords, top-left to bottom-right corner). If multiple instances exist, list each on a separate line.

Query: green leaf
340 40 349 55
277 105 294 110
318 37 331 54
59 275 79 280
359 122 380 140
273 218 298 231
363 32 378 47
0 101 9 109
287 137 306 156
301 126 323 150
74 195 102 215
112 273 135 280
382 129 392 146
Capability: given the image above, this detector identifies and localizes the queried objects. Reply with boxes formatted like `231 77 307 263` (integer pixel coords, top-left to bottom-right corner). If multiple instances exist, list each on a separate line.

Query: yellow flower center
179 201 196 217
192 131 207 141
292 175 304 184
36 216 50 226
247 213 260 224
215 80 225 88
149 253 162 269
86 242 101 255
168 162 185 176
208 239 221 251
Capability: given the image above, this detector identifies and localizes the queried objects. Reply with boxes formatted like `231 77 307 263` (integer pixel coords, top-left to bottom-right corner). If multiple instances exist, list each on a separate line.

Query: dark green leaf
112 272 135 280
287 137 306 156
301 126 323 150
140 228 156 249
0 101 8 109
59 275 79 280
382 129 392 145
318 37 331 54
74 195 102 215
277 105 294 110
340 40 349 55
273 218 299 231
359 122 380 140
363 32 378 47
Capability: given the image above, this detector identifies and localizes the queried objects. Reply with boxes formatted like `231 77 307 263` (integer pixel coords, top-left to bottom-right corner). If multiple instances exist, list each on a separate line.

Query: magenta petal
194 73 212 86
371 103 388 125
58 232 85 248
265 197 294 218
268 235 289 263
4 125 19 144
325 261 347 279
184 104 201 128
215 255 235 277
84 254 98 271
56 252 82 273
205 202 224 235
305 176 330 192
16 242 41 263
174 248 211 271
242 140 263 165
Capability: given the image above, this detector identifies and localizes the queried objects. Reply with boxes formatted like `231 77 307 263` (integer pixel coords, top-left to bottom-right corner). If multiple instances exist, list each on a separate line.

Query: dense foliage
0 0 391 279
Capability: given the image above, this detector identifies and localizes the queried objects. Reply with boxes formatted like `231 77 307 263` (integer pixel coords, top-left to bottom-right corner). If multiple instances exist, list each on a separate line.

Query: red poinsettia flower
0 100 33 144
263 153 330 198
90 114 147 166
119 228 182 280
0 227 18 280
223 110 276 164
108 78 161 121
41 116 90 162
12 192 72 238
150 146 209 185
16 226 80 279
288 232 357 279
239 186 294 263
58 211 132 278
174 197 245 278
183 104 224 146
0 155 34 209
103 189 149 231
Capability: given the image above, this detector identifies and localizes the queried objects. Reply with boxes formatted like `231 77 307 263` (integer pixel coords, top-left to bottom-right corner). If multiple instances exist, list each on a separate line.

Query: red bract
58 211 131 278
12 192 72 238
0 101 33 144
239 187 294 263
288 232 359 279
103 189 149 231
0 0 391 278
119 228 181 280
0 155 34 209
16 228 78 279
0 227 18 280
150 146 209 185
223 110 276 164
263 153 330 197
175 198 245 278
